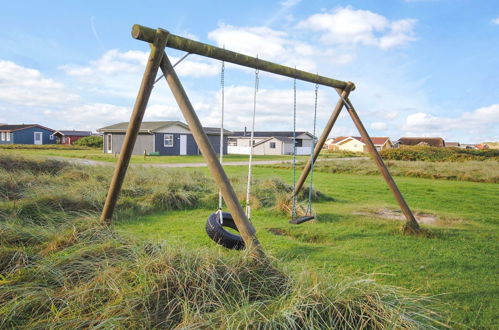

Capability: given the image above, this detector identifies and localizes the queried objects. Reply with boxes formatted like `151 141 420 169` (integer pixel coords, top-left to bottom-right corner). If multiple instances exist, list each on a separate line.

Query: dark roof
0 124 55 132
232 131 312 138
397 137 445 147
97 121 232 135
54 130 92 137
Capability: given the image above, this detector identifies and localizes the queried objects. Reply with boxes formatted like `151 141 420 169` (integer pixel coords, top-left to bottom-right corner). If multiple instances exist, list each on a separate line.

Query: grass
0 145 312 164
0 144 362 164
267 158 499 183
1 154 498 327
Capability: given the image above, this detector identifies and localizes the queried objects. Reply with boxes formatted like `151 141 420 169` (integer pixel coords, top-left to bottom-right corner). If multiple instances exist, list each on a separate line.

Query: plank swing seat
289 215 315 225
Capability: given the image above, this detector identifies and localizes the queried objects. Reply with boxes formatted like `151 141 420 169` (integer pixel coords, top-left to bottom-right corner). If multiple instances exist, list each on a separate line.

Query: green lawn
0 148 310 164
117 166 499 328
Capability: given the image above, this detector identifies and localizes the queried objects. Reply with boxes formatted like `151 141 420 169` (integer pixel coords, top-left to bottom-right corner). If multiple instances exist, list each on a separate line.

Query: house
327 136 393 152
97 121 231 156
0 124 56 145
395 137 445 148
52 130 93 144
227 130 315 155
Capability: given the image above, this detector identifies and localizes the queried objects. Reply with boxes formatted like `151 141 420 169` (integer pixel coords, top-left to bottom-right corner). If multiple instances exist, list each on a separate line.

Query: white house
228 131 315 155
326 136 393 153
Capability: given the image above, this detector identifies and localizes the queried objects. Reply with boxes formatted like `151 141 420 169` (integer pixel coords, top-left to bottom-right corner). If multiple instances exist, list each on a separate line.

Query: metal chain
218 60 225 212
307 83 319 215
245 61 259 220
292 76 297 220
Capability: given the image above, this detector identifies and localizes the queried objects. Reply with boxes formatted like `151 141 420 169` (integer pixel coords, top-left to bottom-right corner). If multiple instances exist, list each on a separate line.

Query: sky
0 0 498 143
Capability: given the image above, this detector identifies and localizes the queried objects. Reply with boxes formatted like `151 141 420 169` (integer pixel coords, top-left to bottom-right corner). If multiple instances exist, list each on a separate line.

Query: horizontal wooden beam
132 24 355 90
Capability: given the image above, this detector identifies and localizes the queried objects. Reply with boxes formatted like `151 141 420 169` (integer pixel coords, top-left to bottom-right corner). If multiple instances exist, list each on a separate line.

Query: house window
6 133 10 141
228 138 237 146
49 135 54 141
164 134 174 147
107 134 112 153
269 142 276 149
295 139 302 147
0 132 5 141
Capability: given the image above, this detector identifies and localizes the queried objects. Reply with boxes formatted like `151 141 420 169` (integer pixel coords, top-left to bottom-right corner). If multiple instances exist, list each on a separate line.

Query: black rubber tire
205 212 245 250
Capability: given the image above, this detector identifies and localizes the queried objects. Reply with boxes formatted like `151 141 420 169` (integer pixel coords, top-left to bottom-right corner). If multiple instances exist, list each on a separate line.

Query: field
0 153 498 328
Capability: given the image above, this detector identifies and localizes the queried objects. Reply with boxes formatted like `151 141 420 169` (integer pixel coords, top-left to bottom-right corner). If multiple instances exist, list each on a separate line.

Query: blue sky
1 0 498 143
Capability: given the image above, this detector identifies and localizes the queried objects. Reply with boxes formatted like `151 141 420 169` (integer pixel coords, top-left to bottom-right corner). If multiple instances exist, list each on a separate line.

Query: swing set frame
100 25 420 258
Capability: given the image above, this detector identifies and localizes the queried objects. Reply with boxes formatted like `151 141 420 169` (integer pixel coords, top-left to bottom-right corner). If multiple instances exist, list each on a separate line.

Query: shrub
381 146 499 162
73 135 103 148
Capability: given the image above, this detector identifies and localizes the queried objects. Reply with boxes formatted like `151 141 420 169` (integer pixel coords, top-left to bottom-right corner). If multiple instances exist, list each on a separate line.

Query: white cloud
371 122 387 130
403 104 499 141
0 60 79 107
297 7 417 49
209 24 318 70
492 17 499 25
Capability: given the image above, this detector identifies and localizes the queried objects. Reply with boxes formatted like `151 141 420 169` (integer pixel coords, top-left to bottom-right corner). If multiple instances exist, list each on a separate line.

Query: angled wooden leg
158 52 265 258
337 84 420 232
294 85 353 195
100 29 169 225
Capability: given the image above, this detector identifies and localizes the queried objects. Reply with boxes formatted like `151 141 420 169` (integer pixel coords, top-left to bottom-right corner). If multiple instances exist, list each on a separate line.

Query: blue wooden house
0 124 56 145
97 121 231 156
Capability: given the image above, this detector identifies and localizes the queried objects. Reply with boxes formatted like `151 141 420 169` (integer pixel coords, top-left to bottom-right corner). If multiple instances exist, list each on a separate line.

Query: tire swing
205 61 260 250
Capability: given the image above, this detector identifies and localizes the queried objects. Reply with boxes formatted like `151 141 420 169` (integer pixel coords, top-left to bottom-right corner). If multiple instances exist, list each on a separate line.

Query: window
294 139 302 147
0 132 4 141
228 138 237 146
269 142 276 149
49 135 54 141
6 133 10 141
107 134 112 153
164 134 173 147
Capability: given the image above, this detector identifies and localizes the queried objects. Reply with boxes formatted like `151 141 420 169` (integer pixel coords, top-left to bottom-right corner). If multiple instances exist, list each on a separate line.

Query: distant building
395 137 445 148
0 124 56 145
228 131 315 155
326 136 393 153
97 121 230 156
52 130 93 144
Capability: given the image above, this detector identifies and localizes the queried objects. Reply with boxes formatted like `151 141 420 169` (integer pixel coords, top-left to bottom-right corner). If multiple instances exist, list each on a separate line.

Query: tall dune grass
0 154 448 328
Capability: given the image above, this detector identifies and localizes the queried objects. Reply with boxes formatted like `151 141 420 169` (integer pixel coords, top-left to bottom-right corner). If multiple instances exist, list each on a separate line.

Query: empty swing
205 62 260 250
289 81 319 225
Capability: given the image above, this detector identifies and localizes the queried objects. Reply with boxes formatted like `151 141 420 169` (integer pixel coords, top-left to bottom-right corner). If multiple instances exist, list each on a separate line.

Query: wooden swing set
100 25 420 258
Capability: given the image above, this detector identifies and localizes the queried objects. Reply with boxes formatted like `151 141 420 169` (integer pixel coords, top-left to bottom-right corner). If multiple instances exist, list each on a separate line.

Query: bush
381 146 499 162
74 135 103 148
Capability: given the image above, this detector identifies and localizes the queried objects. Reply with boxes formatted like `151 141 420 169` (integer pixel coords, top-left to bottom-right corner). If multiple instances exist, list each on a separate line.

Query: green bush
381 146 499 162
73 135 103 148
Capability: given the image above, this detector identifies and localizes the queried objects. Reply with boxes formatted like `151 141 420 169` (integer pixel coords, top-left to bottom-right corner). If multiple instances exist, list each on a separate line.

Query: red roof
331 136 390 146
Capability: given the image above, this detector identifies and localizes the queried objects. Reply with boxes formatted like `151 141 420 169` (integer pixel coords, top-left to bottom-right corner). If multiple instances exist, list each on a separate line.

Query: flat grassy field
117 165 499 328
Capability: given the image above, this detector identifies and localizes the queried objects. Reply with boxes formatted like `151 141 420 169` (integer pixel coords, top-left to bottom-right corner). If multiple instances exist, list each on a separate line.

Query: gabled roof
232 131 313 138
331 136 391 146
97 121 232 135
396 137 445 147
53 130 92 137
252 136 294 147
0 124 55 132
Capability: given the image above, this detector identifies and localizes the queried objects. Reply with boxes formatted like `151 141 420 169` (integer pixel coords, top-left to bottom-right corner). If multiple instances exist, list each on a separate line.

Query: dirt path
49 156 367 168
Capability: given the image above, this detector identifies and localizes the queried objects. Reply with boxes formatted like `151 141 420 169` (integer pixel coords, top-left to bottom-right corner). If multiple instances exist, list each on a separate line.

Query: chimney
244 126 247 136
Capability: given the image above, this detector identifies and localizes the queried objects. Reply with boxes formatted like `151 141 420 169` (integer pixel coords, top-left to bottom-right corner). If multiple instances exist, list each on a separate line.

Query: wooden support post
294 85 353 196
100 29 169 225
339 84 420 232
158 52 265 258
